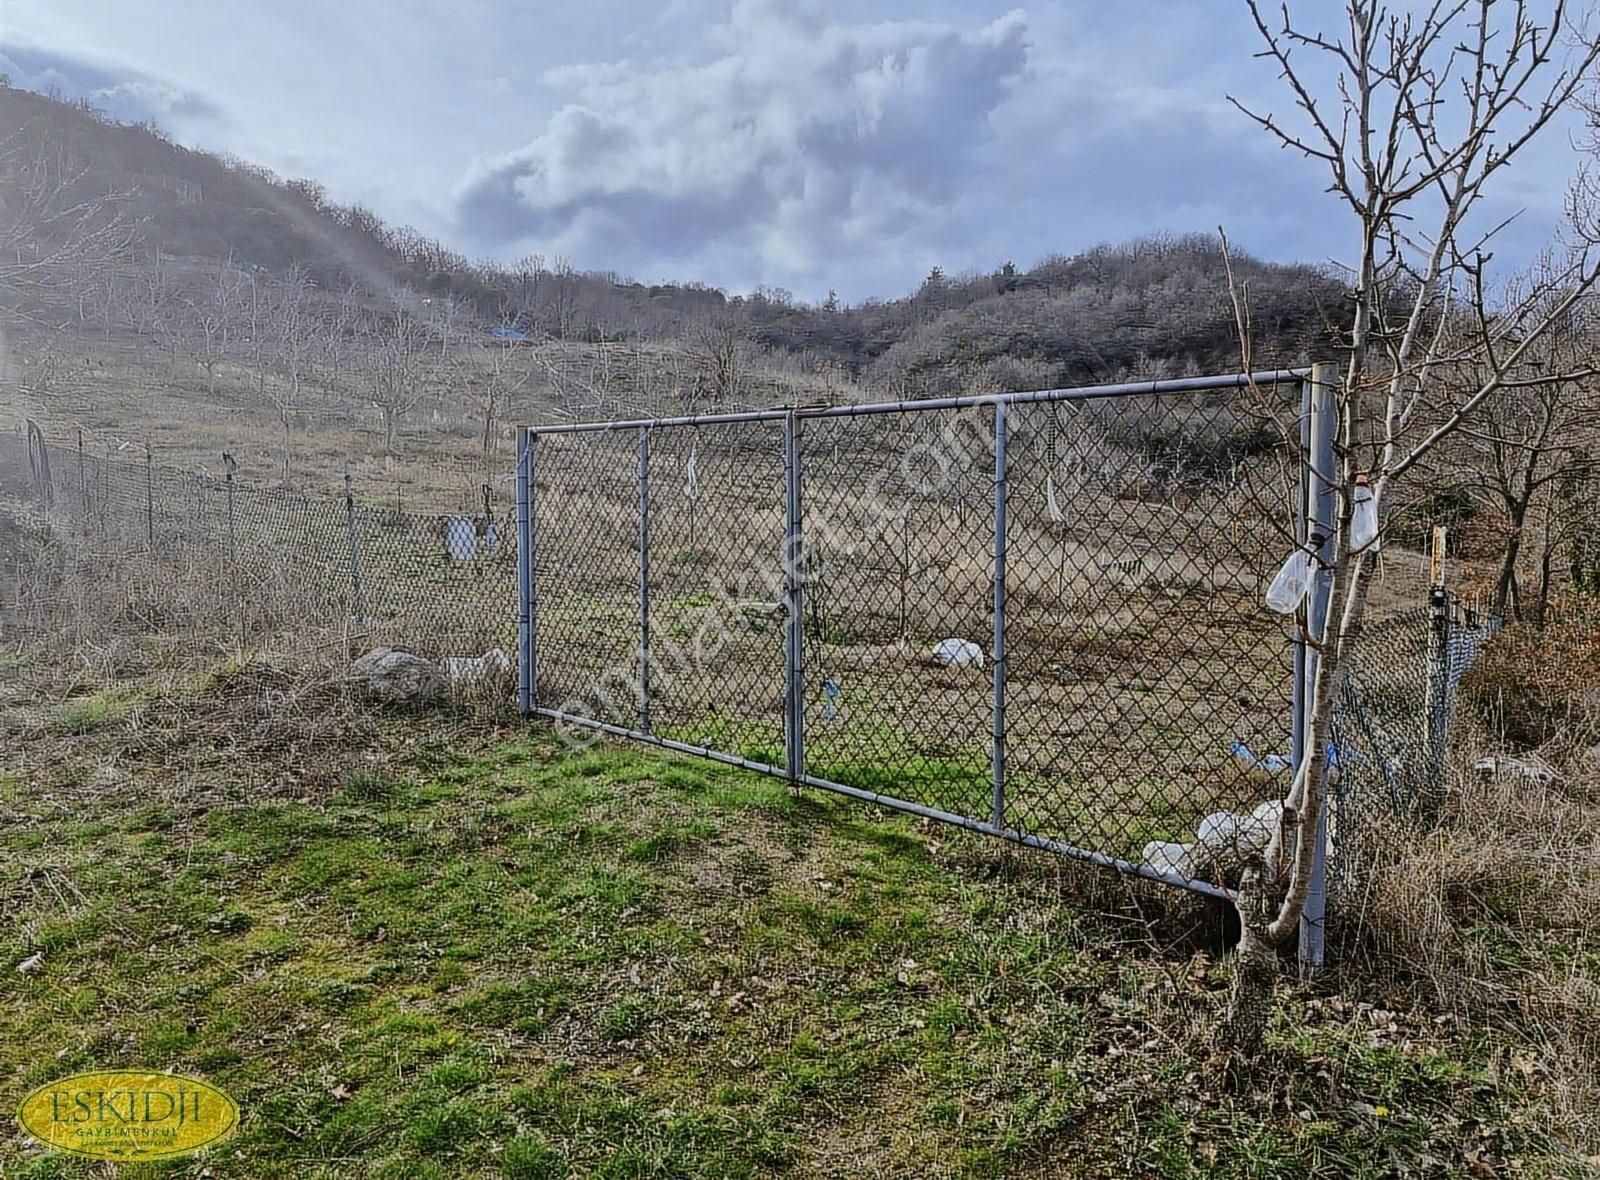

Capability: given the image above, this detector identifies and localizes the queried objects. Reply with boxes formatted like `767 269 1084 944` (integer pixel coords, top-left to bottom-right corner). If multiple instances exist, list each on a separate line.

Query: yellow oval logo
16 1070 239 1161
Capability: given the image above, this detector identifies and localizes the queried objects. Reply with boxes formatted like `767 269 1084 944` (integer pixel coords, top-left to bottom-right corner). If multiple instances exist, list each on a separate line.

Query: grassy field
4 326 1596 1177
1 645 1592 1179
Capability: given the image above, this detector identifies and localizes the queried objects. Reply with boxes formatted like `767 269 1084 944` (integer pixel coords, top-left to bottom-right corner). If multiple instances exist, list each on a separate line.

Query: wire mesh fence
1327 594 1501 903
522 374 1323 905
3 378 1504 945
1 422 517 668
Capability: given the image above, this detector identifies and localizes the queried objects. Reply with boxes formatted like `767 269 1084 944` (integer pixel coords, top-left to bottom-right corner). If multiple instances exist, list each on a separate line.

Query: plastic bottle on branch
1350 473 1380 552
1265 544 1314 615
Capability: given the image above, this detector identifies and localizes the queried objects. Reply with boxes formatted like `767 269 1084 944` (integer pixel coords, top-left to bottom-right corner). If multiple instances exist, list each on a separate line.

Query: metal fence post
517 428 538 715
1423 575 1451 820
344 472 366 624
991 399 1009 831
1299 361 1338 970
637 425 653 733
783 410 805 783
224 458 242 643
144 443 155 547
98 446 109 538
224 455 238 563
1291 380 1310 779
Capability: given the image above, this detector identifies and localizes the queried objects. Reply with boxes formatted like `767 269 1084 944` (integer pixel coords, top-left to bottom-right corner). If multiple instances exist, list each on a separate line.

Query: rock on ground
349 647 447 707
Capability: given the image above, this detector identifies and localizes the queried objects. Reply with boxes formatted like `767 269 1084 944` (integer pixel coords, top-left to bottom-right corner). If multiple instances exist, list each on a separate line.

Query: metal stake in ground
517 429 537 715
1423 526 1451 820
344 473 366 625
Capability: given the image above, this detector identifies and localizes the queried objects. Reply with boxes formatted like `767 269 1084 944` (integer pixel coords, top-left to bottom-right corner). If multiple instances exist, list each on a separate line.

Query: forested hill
1 82 1345 392
740 239 1344 394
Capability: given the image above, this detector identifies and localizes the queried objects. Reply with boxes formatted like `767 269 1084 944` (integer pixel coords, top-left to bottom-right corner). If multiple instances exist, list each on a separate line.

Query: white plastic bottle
1350 473 1380 552
1265 546 1313 614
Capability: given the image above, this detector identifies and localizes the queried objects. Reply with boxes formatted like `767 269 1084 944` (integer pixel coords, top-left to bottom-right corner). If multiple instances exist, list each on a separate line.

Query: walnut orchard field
0 704 1569 1178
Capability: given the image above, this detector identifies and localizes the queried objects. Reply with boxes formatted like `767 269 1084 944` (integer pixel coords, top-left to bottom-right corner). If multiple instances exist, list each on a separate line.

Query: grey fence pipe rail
1290 382 1310 791
517 428 537 715
637 425 653 734
525 370 1311 436
783 410 805 782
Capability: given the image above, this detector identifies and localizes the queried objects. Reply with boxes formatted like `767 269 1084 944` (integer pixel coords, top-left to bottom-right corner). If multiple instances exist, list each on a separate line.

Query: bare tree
498 253 545 335
693 308 749 408
260 264 320 482
427 294 466 357
364 306 429 454
244 270 273 403
549 256 577 340
472 334 537 478
117 250 177 361
1438 289 1600 619
1220 0 1600 1055
180 262 247 396
0 131 134 301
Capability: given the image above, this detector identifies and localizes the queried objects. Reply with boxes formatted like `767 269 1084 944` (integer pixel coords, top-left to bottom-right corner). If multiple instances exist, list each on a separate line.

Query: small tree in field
266 264 319 483
1220 0 1600 1056
365 306 430 455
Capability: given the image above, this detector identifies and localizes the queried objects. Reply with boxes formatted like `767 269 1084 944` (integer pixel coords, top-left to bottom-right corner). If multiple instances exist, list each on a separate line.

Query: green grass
50 687 141 734
0 722 1576 1178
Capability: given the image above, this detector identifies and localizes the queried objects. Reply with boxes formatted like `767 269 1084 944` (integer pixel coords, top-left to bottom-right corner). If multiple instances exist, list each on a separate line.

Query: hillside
0 83 1345 400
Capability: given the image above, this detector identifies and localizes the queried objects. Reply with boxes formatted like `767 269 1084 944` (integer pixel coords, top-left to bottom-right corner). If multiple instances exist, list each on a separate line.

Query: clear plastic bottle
1265 546 1313 614
1350 473 1380 552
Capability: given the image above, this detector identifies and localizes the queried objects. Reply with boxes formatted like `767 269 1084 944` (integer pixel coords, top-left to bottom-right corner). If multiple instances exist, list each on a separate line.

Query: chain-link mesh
4 388 1503 906
799 407 998 817
1328 598 1501 902
644 422 788 760
523 381 1313 896
1001 394 1297 866
528 428 648 730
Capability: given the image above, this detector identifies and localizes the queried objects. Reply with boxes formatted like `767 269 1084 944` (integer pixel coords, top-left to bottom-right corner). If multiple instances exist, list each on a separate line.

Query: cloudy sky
0 0 1585 301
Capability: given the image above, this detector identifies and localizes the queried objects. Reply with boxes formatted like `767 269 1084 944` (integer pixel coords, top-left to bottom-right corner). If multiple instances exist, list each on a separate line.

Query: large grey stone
349 647 447 707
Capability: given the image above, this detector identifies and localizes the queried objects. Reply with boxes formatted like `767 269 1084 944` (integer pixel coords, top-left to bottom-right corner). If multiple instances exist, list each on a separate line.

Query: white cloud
6 0 1578 301
0 46 222 126
455 0 1032 292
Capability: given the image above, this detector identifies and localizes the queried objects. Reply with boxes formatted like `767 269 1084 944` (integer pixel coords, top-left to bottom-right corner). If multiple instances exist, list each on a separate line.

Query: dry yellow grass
1333 604 1600 1155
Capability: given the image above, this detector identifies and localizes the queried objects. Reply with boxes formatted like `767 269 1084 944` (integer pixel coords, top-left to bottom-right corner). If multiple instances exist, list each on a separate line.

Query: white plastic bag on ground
444 648 511 688
930 638 984 668
1141 840 1198 879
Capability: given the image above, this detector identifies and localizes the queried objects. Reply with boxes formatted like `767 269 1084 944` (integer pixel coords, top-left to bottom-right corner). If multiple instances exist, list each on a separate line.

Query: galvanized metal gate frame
516 369 1338 966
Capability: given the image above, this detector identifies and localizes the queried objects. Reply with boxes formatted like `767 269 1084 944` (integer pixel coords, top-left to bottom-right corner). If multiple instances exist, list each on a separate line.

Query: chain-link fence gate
515 370 1364 960
4 373 1504 970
